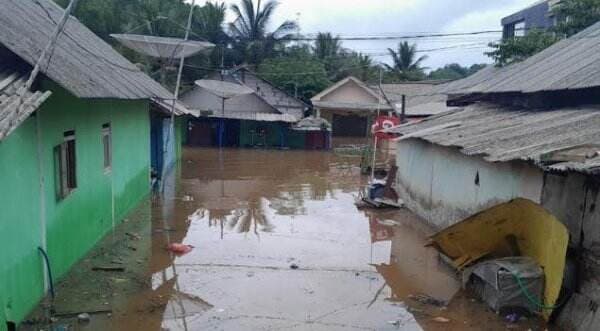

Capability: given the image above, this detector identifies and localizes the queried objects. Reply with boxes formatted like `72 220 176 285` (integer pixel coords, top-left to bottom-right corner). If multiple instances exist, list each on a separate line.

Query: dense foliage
428 63 486 80
55 0 486 98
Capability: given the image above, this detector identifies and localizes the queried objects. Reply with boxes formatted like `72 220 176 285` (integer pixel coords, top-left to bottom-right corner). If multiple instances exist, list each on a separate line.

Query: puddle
22 146 551 331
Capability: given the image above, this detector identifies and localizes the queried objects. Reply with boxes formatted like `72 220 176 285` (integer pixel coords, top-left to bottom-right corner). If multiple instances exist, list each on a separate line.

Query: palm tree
312 32 342 60
385 41 428 81
229 0 298 66
194 2 228 44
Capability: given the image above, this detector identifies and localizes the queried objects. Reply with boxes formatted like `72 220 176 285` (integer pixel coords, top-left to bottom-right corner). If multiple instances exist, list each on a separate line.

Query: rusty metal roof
0 0 172 100
388 103 600 173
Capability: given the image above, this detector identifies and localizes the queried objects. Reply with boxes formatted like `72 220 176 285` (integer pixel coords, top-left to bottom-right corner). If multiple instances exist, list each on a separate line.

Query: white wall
395 139 544 229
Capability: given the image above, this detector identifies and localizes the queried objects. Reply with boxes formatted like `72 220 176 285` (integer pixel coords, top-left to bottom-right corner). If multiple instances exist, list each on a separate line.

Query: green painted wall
0 116 43 328
0 81 151 326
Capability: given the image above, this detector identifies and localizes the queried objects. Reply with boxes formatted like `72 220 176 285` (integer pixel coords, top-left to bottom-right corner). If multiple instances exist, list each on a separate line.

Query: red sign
372 116 400 140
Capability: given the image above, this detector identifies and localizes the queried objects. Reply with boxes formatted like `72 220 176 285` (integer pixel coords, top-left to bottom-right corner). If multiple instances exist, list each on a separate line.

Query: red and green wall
0 81 151 329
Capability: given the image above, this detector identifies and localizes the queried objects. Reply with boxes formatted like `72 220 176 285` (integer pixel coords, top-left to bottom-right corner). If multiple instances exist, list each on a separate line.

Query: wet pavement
23 146 551 331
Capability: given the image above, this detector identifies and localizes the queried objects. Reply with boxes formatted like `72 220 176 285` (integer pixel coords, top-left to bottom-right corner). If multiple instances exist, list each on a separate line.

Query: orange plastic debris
167 243 194 255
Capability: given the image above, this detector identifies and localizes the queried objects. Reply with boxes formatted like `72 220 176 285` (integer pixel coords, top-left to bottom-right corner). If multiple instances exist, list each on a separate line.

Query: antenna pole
162 0 195 192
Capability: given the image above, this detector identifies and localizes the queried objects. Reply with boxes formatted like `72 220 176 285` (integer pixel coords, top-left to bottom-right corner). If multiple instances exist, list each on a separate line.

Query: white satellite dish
194 79 254 99
110 34 214 59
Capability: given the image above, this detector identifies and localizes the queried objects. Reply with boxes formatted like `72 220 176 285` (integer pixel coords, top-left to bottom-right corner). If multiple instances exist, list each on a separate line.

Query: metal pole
21 0 80 94
370 68 384 180
162 0 195 191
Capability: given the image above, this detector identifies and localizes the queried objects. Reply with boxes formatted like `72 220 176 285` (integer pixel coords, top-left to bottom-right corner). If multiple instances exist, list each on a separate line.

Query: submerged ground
23 146 549 331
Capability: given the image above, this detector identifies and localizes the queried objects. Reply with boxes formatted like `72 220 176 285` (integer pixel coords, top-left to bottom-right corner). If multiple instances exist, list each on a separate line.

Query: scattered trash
290 263 299 270
92 266 125 272
125 232 141 240
506 313 521 323
182 195 194 202
77 313 91 323
153 228 176 234
167 243 194 255
432 316 450 323
408 294 446 307
387 320 400 326
378 219 400 227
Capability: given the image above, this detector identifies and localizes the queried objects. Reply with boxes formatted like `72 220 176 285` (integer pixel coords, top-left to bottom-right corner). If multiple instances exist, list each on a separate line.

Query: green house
0 1 174 329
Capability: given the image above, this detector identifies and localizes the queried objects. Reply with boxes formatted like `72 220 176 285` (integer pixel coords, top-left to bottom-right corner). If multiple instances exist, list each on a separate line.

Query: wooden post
401 94 406 124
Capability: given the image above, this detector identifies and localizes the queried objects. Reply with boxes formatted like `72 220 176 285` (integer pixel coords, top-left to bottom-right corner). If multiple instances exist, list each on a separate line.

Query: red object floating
167 243 194 255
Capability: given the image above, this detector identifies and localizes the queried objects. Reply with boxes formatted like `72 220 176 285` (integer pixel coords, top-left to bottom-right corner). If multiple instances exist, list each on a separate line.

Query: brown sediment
23 145 554 331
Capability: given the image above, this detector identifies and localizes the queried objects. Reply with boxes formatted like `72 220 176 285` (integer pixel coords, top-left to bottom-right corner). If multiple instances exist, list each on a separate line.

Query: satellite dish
195 79 254 99
110 34 214 59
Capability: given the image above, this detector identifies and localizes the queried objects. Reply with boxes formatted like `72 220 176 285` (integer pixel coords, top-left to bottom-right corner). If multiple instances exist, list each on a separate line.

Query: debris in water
378 219 400 227
408 294 446 307
77 313 91 323
167 243 194 255
125 232 141 240
432 317 450 323
506 313 521 323
92 266 125 272
290 263 299 270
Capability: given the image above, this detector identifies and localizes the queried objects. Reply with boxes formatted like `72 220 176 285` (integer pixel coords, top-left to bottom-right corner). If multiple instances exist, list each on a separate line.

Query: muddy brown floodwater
24 146 552 331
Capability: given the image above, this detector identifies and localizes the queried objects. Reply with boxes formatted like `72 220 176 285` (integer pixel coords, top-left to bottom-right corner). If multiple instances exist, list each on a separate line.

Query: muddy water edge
22 146 552 331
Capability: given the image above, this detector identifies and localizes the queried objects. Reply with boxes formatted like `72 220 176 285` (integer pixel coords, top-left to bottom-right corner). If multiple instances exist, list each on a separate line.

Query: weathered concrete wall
543 172 600 330
395 139 544 229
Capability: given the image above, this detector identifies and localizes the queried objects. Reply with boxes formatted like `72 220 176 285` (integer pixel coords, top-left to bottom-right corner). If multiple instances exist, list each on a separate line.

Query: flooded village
2 0 600 330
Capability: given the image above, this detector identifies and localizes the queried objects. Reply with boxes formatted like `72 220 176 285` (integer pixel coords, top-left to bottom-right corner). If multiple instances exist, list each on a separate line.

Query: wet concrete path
24 147 549 331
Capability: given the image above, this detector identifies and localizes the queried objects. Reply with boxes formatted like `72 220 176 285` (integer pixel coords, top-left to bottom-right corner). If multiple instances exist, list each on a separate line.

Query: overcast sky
192 0 537 69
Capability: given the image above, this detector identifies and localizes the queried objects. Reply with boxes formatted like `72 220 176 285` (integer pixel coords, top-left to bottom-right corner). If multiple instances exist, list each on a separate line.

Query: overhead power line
288 30 506 41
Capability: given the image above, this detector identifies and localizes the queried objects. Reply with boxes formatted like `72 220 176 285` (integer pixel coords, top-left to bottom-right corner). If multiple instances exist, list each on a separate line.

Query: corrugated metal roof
151 98 192 116
388 103 600 173
442 21 600 96
0 64 51 141
0 0 172 100
311 100 393 111
232 69 308 119
376 82 453 116
207 111 298 123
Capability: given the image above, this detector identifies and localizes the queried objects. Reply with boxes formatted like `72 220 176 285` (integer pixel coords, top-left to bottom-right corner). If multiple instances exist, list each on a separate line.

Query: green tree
384 41 428 81
229 0 298 66
486 29 560 66
312 32 342 60
553 0 600 37
334 52 380 83
428 63 486 80
257 45 331 101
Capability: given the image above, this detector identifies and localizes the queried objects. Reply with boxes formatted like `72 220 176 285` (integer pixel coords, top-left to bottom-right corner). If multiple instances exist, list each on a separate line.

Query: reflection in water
30 146 549 331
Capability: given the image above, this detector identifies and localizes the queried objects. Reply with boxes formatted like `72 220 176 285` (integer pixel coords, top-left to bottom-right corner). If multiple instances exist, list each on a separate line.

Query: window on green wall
102 123 112 172
54 130 77 200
